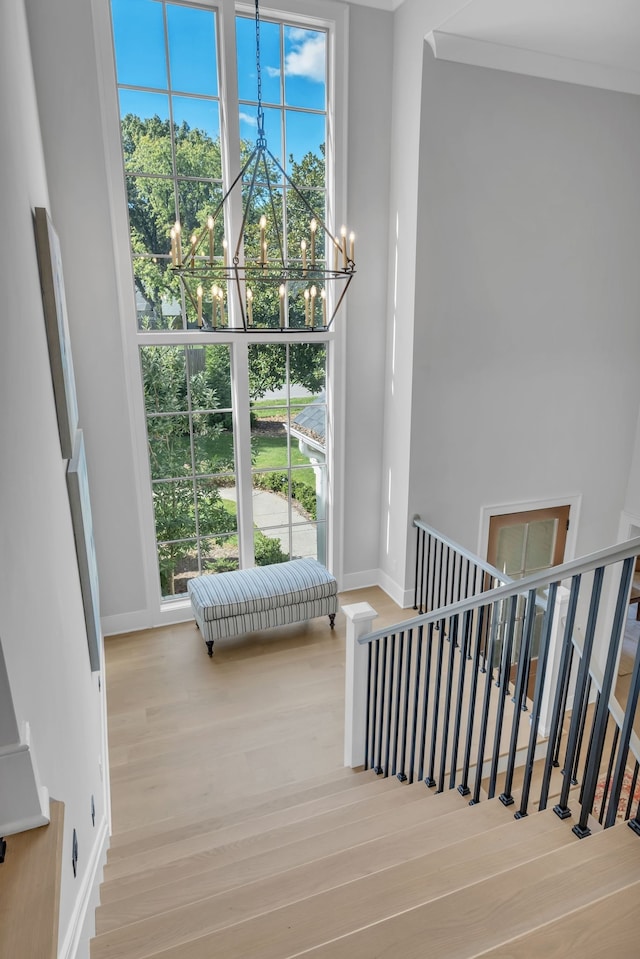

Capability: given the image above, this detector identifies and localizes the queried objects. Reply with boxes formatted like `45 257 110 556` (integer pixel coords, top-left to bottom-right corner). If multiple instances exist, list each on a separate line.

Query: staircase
92 524 640 958
92 766 639 958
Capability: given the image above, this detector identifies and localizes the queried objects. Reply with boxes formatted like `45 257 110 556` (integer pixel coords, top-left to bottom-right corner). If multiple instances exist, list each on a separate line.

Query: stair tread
99 783 473 906
96 793 507 935
290 822 640 959
92 806 576 959
104 776 417 881
107 765 368 857
473 876 640 959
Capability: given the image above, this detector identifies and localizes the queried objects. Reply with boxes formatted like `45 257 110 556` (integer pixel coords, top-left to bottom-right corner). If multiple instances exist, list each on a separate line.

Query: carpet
592 768 640 823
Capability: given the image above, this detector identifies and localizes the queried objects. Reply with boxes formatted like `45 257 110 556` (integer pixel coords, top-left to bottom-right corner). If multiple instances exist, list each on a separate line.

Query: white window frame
94 0 349 625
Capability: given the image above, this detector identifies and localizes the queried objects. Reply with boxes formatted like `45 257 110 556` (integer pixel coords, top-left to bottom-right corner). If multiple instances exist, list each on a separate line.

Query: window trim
94 0 349 625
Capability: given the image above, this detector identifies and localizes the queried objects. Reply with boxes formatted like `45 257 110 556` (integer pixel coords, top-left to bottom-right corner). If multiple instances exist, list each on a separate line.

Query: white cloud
239 112 257 128
266 65 281 79
285 33 325 83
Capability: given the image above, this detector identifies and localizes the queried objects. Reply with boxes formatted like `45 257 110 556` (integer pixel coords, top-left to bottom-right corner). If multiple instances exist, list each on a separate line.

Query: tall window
110 0 332 600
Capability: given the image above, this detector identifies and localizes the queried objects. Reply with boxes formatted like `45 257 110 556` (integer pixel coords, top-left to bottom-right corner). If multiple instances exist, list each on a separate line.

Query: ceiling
350 0 640 95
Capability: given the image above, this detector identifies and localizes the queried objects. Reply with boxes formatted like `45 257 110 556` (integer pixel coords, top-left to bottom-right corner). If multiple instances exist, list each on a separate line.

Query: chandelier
169 0 355 332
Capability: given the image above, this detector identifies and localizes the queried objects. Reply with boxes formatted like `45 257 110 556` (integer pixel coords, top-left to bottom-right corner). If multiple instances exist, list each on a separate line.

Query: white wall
379 0 471 603
25 0 151 625
0 3 108 956
341 4 393 587
623 407 640 523
409 48 640 565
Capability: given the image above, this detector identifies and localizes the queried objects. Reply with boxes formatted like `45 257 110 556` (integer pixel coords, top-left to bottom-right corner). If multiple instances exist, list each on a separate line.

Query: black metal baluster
397 631 412 782
423 534 432 614
365 640 372 770
599 723 619 825
390 633 404 777
374 636 387 775
578 691 600 806
516 583 558 819
442 545 450 609
499 588 537 807
437 614 459 792
553 566 605 819
571 677 592 785
539 575 581 811
384 634 396 778
435 540 444 613
552 645 573 767
630 795 640 836
471 601 501 804
604 619 640 828
407 627 422 784
414 526 423 612
449 609 472 791
572 557 634 838
487 595 518 799
458 605 486 796
417 623 433 783
427 536 437 615
425 619 446 787
625 762 639 822
468 564 479 659
464 557 471 603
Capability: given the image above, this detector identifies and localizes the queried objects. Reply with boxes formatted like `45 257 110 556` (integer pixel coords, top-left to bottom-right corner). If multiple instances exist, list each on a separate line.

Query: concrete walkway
220 486 317 558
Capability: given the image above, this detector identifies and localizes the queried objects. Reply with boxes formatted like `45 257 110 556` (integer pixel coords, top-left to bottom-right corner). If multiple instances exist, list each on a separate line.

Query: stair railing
413 517 511 613
351 531 640 837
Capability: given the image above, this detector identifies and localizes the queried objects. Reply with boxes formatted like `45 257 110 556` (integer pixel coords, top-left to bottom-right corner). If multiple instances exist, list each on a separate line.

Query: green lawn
151 422 316 489
250 395 317 419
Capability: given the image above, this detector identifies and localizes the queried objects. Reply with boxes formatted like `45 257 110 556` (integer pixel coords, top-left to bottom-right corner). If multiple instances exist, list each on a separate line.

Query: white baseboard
101 608 152 637
340 569 414 611
102 600 195 637
340 569 380 592
58 815 109 959
377 568 414 609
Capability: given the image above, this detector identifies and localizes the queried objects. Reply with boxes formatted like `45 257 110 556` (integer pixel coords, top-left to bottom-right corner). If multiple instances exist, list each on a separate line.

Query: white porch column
538 585 571 738
343 602 378 768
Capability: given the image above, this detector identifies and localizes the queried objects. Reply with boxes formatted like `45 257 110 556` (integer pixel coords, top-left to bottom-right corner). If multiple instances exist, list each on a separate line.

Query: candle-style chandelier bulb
168 0 355 331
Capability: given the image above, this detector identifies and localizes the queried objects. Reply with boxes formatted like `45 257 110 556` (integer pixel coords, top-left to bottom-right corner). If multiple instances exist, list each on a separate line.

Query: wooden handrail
0 800 64 959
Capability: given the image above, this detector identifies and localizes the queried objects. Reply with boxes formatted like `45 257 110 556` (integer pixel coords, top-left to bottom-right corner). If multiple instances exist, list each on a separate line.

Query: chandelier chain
255 0 265 144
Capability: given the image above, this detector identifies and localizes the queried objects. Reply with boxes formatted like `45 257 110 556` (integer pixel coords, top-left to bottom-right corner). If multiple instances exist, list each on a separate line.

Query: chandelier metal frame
169 0 355 333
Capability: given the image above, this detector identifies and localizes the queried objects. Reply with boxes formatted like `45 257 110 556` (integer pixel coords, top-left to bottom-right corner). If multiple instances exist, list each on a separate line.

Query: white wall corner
377 566 414 609
343 602 378 767
0 721 50 836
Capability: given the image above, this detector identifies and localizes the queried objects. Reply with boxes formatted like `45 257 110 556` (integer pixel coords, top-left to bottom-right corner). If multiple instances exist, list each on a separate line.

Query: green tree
122 114 224 324
142 346 236 595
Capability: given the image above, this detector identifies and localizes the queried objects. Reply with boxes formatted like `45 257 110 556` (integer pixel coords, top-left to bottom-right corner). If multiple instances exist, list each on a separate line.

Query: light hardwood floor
95 587 640 959
105 586 413 837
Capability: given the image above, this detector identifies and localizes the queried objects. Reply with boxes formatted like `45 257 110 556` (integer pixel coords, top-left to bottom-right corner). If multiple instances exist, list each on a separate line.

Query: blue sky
111 0 326 166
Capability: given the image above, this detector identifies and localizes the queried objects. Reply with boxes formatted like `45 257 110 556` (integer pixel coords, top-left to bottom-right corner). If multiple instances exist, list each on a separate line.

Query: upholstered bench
187 558 338 656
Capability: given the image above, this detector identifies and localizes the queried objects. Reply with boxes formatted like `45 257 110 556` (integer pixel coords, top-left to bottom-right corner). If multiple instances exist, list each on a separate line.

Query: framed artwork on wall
67 430 102 671
34 206 79 460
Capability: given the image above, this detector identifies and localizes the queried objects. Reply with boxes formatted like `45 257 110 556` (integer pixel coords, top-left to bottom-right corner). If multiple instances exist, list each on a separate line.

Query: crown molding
344 0 403 11
427 30 640 96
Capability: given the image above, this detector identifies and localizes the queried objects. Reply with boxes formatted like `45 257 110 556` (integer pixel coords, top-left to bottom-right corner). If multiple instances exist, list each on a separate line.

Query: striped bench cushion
187 558 337 623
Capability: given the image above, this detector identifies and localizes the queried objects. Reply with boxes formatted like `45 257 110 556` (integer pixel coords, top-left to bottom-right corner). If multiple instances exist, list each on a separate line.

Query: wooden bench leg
206 641 214 657
329 613 335 630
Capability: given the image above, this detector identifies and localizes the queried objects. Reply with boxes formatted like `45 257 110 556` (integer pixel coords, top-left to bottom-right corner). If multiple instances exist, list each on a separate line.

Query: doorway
487 505 570 699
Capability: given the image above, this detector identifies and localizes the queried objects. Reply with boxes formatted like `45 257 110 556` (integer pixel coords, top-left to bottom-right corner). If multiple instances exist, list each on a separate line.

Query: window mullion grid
285 344 293 559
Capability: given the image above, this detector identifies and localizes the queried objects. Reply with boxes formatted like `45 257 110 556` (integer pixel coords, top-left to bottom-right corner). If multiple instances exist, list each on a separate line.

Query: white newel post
343 602 378 768
538 585 571 738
